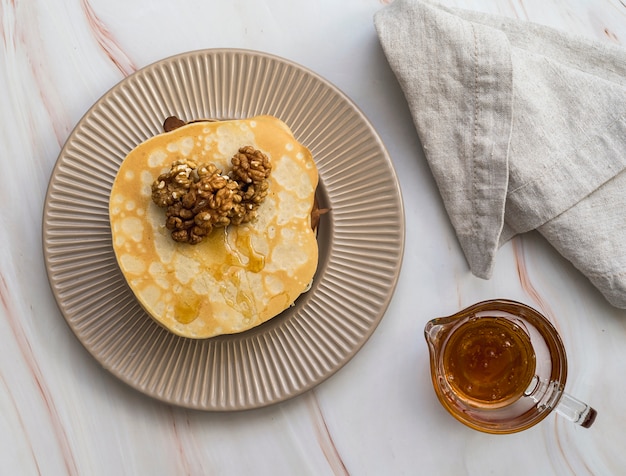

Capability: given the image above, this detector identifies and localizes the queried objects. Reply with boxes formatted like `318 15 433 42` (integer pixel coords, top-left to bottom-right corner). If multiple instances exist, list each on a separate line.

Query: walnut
151 147 272 244
151 160 197 207
229 146 272 225
230 146 272 184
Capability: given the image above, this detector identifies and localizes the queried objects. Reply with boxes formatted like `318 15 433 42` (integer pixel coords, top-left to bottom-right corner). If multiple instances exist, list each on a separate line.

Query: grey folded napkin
375 0 626 308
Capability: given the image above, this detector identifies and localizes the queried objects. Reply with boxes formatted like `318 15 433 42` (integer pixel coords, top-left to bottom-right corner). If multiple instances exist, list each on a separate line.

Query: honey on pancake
173 289 201 324
235 232 265 273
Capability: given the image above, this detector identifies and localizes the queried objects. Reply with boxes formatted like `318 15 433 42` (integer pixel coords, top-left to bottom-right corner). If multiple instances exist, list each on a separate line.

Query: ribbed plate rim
42 48 405 411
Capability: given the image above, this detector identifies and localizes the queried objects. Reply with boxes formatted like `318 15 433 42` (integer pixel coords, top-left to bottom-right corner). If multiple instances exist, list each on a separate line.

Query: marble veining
305 392 349 476
0 270 77 476
513 238 558 327
79 0 136 77
2 0 626 474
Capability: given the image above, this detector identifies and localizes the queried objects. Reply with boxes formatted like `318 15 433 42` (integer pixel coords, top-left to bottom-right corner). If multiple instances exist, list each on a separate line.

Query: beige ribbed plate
43 49 404 410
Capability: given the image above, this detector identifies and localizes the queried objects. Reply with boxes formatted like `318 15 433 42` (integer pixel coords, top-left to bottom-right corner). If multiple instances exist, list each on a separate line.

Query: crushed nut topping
151 147 272 244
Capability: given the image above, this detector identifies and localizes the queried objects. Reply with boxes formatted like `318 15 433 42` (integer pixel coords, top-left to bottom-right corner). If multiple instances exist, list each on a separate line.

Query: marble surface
3 0 626 474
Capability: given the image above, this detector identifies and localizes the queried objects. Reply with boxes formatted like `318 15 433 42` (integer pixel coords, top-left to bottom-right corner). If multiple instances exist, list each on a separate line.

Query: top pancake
109 116 319 338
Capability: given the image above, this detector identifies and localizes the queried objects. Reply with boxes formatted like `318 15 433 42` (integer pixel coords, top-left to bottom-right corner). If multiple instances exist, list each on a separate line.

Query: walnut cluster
151 146 272 244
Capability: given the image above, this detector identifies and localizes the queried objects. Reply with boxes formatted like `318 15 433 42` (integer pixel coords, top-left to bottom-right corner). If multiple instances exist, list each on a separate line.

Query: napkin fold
375 0 626 308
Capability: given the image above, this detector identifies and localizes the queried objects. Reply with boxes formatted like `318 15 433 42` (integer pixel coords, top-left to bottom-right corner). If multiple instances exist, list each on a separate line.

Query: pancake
109 116 319 338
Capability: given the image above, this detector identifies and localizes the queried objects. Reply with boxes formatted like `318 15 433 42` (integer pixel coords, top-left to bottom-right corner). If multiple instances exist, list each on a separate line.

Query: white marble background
2 0 626 474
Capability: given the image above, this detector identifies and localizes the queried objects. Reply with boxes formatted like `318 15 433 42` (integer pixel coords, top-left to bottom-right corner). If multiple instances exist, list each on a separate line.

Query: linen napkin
374 0 626 308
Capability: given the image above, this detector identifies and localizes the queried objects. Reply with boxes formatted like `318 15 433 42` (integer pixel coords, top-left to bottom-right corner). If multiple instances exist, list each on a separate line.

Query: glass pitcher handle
525 376 597 428
555 392 597 428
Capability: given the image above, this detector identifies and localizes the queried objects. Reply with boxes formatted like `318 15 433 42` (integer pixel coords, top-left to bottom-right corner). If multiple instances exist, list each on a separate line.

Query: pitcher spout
424 315 459 351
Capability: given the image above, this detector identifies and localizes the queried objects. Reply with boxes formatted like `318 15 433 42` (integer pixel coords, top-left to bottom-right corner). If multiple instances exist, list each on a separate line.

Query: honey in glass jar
442 316 536 408
425 300 596 433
